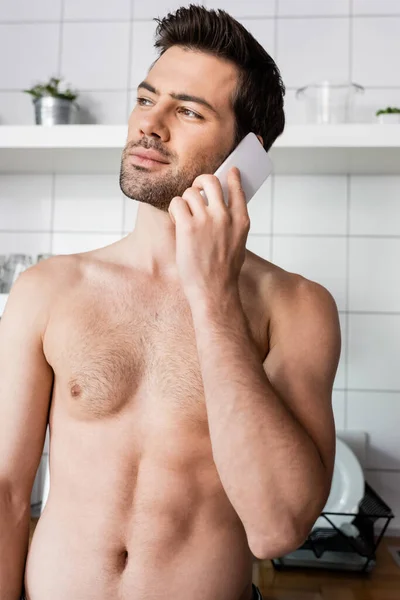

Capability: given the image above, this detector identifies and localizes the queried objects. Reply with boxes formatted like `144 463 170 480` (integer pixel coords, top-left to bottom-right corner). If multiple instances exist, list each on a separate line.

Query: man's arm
188 275 340 560
0 264 54 600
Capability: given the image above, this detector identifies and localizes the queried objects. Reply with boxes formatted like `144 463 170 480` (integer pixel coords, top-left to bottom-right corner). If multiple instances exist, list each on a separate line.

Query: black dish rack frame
272 480 395 573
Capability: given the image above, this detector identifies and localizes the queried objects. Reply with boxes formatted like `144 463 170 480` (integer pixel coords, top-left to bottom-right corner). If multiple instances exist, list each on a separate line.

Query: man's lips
129 148 170 165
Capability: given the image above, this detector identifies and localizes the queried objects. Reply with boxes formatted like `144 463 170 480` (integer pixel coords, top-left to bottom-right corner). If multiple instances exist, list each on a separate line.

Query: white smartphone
201 132 273 206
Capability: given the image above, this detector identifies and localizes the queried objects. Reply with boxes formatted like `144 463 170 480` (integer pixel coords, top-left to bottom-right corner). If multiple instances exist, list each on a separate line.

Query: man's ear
256 134 264 147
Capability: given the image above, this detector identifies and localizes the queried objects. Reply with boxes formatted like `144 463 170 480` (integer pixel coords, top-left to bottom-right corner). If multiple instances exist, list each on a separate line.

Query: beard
119 138 232 212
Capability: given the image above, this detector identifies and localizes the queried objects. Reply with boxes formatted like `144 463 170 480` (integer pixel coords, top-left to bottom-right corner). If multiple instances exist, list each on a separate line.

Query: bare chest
43 277 268 426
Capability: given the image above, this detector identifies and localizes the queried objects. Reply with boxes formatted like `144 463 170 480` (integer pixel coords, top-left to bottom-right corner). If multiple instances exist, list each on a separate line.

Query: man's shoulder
28 253 82 289
1 253 83 343
14 253 82 316
244 247 298 297
246 251 340 368
245 248 338 320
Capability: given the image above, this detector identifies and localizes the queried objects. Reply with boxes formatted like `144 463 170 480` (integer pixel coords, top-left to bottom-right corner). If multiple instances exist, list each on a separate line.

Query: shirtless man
0 5 341 600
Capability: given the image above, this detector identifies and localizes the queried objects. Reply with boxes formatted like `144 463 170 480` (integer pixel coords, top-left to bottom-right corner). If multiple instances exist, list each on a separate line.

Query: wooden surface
29 518 400 599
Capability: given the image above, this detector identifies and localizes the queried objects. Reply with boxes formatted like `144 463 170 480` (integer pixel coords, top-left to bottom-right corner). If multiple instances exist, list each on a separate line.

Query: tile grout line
125 0 135 122
57 0 65 78
2 14 400 25
4 230 400 243
249 233 400 239
274 0 279 59
349 0 354 85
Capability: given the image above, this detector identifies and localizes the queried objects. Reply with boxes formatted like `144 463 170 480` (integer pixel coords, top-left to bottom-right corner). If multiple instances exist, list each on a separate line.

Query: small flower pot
377 113 400 124
33 96 79 126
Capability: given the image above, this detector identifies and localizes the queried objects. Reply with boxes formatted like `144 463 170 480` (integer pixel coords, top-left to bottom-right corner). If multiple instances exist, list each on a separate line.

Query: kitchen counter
28 518 400 599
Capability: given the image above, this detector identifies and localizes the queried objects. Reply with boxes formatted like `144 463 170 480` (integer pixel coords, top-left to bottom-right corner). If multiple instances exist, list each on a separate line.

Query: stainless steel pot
34 96 79 126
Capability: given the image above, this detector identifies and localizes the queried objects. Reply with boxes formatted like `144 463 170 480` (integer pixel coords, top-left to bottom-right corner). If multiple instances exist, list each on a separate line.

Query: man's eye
179 108 203 120
136 98 203 120
137 97 152 106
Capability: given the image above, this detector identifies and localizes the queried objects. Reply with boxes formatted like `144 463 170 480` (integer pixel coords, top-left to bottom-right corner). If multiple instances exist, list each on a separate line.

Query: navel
119 548 129 570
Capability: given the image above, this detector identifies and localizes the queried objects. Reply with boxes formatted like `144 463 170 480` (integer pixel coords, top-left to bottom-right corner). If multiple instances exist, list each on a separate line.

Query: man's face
120 46 238 212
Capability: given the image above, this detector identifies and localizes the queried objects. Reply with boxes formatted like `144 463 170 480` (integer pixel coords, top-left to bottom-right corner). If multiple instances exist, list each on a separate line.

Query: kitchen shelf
0 124 400 174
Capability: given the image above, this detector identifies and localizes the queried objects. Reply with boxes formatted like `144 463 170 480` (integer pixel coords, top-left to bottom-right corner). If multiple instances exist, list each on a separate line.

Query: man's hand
168 167 250 301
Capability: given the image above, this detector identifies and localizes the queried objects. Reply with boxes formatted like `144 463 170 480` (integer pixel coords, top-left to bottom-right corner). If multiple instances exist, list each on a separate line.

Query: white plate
311 437 365 531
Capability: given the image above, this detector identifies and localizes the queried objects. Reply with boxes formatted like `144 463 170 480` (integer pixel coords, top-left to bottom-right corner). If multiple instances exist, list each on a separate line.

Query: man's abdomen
24 459 253 600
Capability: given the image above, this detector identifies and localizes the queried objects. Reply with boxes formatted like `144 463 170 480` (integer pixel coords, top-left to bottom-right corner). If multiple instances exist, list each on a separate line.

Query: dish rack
272 481 394 573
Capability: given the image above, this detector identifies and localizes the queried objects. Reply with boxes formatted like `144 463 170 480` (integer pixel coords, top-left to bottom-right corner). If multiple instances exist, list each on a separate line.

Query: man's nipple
70 382 82 397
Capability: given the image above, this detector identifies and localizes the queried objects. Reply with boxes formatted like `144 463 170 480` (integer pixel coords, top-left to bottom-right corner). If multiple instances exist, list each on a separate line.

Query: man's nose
138 107 169 141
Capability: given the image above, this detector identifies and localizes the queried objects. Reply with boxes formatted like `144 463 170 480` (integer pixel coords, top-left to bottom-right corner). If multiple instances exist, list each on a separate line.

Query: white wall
1 0 400 535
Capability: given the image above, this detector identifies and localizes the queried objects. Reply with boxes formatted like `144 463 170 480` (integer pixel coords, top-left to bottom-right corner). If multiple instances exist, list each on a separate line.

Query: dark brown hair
153 4 285 152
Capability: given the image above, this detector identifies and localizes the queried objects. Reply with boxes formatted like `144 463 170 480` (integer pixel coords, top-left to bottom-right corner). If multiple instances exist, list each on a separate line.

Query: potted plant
23 76 79 126
376 106 400 124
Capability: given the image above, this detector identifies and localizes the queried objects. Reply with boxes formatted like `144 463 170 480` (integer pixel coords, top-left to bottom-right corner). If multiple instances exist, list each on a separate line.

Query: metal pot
33 95 79 126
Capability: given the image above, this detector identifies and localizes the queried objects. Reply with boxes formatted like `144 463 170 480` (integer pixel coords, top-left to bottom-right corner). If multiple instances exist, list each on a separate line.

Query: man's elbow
249 478 332 560
249 524 308 561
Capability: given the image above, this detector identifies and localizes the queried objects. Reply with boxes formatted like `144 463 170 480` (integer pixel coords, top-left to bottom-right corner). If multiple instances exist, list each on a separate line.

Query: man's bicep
0 266 54 504
263 279 341 481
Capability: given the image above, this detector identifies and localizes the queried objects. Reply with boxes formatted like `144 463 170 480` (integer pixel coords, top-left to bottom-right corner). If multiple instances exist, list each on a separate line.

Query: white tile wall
335 313 347 390
76 91 128 124
0 24 60 90
246 235 271 261
332 390 346 430
0 175 52 230
63 0 131 21
239 18 275 58
123 196 139 231
350 176 400 235
273 176 347 235
0 232 51 256
353 0 400 15
247 178 272 235
348 314 400 390
53 175 124 232
130 20 159 88
0 92 36 125
272 236 347 310
0 0 62 21
0 1 399 536
61 22 131 90
206 0 275 18
347 391 400 470
352 17 400 87
282 89 308 124
278 0 350 17
349 238 400 312
132 0 194 20
52 232 123 254
276 18 350 88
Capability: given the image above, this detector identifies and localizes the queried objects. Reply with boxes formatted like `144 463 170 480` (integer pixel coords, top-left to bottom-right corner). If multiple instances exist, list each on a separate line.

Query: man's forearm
0 486 30 600
188 287 327 556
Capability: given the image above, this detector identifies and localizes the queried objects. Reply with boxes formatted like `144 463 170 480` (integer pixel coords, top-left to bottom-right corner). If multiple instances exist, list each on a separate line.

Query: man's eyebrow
137 80 219 116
